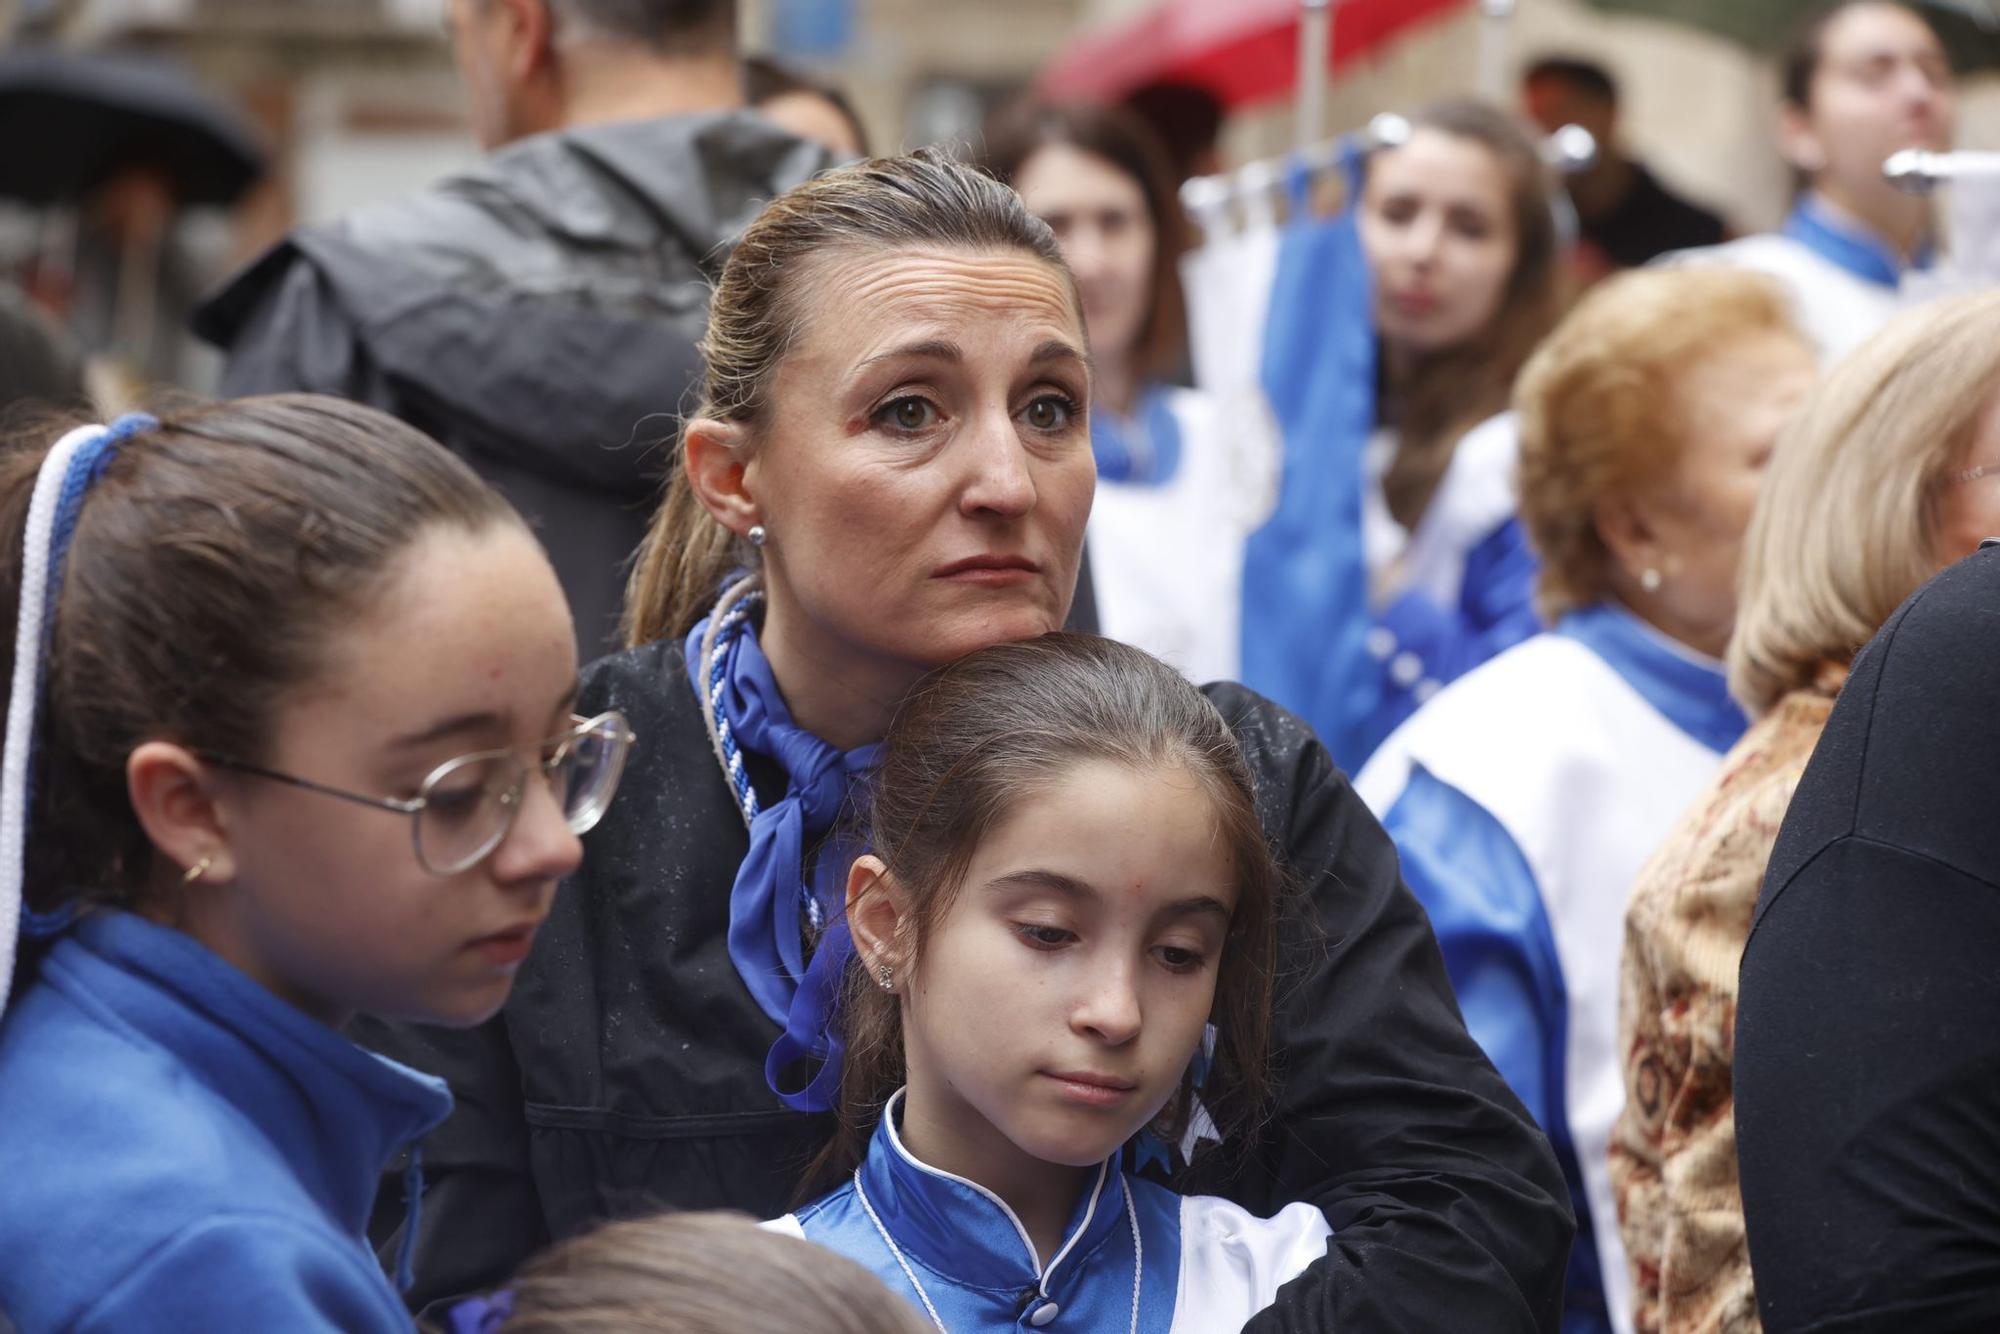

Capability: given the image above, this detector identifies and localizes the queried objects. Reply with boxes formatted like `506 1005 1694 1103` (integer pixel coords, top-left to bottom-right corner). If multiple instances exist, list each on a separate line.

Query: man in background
196 0 826 655
1523 56 1729 281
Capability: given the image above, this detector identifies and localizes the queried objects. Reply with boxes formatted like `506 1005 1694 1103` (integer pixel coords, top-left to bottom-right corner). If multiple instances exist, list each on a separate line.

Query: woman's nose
489 774 583 886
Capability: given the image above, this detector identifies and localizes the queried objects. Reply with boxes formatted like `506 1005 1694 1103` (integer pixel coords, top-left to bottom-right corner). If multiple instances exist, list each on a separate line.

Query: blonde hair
621 150 1075 647
1515 267 1800 621
1729 289 2000 716
494 1211 930 1333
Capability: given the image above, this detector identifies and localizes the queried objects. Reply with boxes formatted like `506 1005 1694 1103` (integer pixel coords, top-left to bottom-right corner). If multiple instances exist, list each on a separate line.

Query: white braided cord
0 425 109 1020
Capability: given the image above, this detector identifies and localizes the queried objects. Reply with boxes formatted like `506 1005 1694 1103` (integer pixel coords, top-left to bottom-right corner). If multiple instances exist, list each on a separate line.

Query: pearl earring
876 963 894 992
747 523 767 548
1640 567 1663 593
181 855 212 885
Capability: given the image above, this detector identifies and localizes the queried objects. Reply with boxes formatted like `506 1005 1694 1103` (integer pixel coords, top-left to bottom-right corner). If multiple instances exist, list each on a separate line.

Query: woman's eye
1155 944 1209 973
876 396 938 433
1022 395 1076 432
1016 923 1075 950
425 784 488 821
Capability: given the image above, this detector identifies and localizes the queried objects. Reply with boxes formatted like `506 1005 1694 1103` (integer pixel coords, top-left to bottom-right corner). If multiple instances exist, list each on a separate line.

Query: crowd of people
0 1 1995 1332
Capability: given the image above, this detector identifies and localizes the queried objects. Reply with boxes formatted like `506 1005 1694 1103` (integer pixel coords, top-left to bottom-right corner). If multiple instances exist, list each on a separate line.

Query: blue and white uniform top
768 1090 1331 1332
1659 192 1930 364
1355 603 1747 1334
1087 382 1281 686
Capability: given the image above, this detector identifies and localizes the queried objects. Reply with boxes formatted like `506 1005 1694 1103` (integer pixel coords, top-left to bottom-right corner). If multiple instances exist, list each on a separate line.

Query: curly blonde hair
1514 267 1799 622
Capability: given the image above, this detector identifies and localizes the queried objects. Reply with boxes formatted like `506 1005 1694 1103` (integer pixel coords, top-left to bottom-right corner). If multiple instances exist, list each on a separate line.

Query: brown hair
1781 2 1941 110
1514 267 1801 621
813 633 1282 1187
1730 290 2000 715
623 150 1077 647
742 53 870 155
1369 98 1564 530
1 394 519 918
980 98 1189 385
491 1211 930 1334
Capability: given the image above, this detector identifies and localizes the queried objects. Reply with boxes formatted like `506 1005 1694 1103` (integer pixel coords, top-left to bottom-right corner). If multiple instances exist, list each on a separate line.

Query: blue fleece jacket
0 911 450 1332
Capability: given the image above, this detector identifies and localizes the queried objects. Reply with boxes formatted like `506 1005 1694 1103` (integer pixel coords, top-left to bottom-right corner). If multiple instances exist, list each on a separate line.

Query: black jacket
1737 546 2000 1332
192 113 828 657
359 641 1573 1330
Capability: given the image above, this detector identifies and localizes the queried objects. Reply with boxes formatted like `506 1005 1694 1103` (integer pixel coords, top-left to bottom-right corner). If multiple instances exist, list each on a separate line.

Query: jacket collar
1557 602 1747 755
61 911 451 1237
1781 192 1933 289
857 1089 1131 1297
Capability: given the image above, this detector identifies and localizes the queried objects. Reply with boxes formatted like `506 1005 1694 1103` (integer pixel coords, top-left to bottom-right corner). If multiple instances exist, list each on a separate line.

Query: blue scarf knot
684 604 880 1112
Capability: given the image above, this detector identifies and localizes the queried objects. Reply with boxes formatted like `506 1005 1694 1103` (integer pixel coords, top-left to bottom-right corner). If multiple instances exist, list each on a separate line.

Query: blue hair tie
18 413 155 941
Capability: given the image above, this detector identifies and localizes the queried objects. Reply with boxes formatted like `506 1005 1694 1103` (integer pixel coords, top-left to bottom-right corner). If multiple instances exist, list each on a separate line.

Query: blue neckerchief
682 609 880 1112
1556 602 1747 755
1780 193 1932 290
1091 384 1184 485
1242 149 1378 767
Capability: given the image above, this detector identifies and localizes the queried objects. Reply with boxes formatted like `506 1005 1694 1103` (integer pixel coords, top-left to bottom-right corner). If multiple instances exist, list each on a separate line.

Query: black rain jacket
357 641 1574 1331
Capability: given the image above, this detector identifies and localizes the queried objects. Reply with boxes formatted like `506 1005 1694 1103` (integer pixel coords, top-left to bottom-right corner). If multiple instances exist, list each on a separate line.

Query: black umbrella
0 46 267 206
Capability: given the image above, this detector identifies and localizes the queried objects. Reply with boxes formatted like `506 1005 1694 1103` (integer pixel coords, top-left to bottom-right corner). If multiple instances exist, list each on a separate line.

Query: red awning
1040 0 1473 108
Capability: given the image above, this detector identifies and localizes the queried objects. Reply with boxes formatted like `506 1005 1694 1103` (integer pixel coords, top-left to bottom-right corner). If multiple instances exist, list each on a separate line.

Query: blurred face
894 760 1234 1193
1934 380 2000 561
202 523 584 1027
1785 4 1955 194
746 247 1094 687
1523 76 1615 147
1359 128 1520 358
757 90 865 160
1012 143 1157 372
1628 331 1817 656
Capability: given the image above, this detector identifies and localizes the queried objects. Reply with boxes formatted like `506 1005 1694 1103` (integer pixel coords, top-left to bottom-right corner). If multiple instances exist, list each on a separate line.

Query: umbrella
0 46 267 207
1583 0 2000 69
1039 0 1474 110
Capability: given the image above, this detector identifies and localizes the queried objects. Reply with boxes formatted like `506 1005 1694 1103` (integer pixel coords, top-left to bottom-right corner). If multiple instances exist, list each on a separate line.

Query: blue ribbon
684 607 880 1113
445 1289 513 1334
21 413 155 941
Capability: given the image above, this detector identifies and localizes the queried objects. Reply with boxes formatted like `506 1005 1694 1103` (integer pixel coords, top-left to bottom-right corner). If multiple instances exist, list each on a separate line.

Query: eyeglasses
199 711 636 876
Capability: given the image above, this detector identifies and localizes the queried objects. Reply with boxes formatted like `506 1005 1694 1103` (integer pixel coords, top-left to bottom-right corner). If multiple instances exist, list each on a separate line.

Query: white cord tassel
0 425 108 1020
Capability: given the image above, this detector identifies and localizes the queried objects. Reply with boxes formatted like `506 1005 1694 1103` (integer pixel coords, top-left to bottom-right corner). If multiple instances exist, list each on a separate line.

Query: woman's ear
126 742 236 886
682 417 762 542
1593 487 1666 588
847 854 912 980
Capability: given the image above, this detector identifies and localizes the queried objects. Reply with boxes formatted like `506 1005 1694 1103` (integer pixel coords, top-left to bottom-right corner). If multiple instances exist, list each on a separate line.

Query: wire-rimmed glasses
198 711 636 875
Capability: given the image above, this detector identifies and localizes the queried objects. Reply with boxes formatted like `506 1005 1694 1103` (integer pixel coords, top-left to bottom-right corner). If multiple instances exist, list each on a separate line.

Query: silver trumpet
1884 150 2000 194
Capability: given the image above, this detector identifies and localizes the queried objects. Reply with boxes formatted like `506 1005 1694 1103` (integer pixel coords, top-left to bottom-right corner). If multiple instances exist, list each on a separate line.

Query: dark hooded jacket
356 641 1575 1331
193 112 828 656
1736 544 2000 1332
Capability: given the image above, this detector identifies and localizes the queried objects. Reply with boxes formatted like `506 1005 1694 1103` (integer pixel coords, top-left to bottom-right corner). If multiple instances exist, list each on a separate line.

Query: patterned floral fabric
1610 669 1844 1334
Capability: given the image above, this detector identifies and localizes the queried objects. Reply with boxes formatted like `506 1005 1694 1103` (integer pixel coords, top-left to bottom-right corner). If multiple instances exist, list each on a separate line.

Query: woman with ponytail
0 396 632 1331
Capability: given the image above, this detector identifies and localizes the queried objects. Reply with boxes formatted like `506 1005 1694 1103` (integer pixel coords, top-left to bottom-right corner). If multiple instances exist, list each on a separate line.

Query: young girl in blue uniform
0 396 632 1332
769 634 1330 1332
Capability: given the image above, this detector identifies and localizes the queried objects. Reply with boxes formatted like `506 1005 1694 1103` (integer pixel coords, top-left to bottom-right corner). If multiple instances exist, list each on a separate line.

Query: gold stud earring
181 855 213 885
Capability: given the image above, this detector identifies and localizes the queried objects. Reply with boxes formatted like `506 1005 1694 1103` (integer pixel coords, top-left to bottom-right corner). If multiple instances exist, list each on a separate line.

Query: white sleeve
759 1213 809 1239
1169 1195 1333 1333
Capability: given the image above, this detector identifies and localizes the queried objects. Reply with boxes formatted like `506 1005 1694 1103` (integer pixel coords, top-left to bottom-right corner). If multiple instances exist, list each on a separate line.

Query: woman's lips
934 555 1041 586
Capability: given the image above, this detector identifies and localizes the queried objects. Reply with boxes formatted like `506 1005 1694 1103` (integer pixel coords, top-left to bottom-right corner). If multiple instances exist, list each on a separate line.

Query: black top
1737 546 2000 1332
1577 162 1726 270
358 640 1574 1330
193 112 827 658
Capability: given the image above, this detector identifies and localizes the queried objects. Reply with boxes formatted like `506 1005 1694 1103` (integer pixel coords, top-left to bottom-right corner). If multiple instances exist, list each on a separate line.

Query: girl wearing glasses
0 396 632 1333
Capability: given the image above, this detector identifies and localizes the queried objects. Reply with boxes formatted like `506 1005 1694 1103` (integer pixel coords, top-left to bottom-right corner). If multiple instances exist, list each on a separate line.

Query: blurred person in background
1357 268 1817 1334
194 0 827 658
1614 289 2000 1334
0 281 88 419
1311 98 1563 768
744 54 868 160
984 99 1277 683
1663 1 1956 363
1521 57 1727 281
1121 80 1226 187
